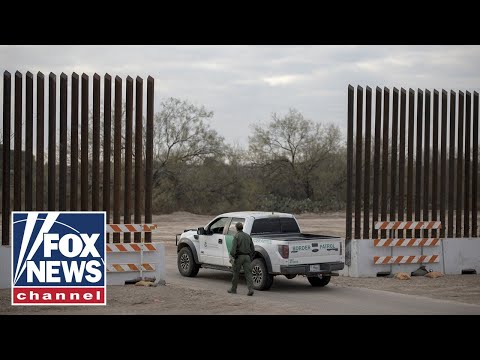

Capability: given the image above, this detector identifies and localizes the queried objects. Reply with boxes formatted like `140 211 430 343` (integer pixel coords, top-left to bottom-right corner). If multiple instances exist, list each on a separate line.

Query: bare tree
248 108 341 199
152 97 225 184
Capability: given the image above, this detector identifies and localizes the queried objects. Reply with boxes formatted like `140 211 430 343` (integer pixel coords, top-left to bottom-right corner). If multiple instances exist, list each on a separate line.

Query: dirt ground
1 211 479 314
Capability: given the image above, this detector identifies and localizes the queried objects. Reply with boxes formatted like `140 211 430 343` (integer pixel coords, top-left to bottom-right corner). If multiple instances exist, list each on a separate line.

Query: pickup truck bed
252 233 341 241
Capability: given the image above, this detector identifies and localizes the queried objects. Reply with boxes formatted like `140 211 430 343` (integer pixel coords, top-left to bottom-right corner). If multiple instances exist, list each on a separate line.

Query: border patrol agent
228 222 255 296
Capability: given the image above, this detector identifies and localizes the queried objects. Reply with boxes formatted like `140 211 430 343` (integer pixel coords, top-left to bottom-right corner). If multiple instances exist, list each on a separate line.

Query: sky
1 45 480 147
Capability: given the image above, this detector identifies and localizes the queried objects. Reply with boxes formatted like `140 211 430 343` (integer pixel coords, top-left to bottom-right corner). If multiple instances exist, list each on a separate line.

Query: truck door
223 217 246 266
199 217 229 266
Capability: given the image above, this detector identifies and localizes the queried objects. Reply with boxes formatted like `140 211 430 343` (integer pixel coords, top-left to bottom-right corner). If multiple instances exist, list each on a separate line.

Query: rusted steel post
59 73 68 211
70 73 79 210
354 86 363 240
145 76 154 243
372 87 382 239
363 86 372 239
423 90 431 239
407 89 415 238
36 72 45 211
456 91 464 238
25 72 33 210
124 76 133 243
440 90 448 238
381 88 390 239
103 74 112 242
92 74 101 211
113 76 122 243
346 85 354 264
134 77 143 243
390 88 399 225
473 92 479 237
464 91 471 237
81 73 89 211
346 85 354 244
14 71 23 211
415 89 423 239
448 91 456 238
2 71 11 245
48 73 56 211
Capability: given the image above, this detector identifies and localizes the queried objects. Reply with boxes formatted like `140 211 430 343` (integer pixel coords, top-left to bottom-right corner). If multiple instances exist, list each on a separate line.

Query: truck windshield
251 217 300 234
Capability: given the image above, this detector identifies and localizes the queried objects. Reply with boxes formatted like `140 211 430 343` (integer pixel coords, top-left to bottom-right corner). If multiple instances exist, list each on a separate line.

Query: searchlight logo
11 212 106 305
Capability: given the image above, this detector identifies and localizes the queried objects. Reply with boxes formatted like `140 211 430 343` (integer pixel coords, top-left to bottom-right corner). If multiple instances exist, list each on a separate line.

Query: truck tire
307 275 331 287
251 258 274 291
178 247 200 277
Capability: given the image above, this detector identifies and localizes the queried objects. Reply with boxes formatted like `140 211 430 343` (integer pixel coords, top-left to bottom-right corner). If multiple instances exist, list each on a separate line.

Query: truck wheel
307 275 331 287
178 247 200 277
251 258 274 291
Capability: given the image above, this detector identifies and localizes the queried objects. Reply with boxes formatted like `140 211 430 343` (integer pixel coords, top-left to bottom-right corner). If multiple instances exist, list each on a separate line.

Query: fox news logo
11 212 106 305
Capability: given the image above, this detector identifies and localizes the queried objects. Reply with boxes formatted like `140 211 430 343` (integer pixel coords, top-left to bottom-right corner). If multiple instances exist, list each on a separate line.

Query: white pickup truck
175 211 345 290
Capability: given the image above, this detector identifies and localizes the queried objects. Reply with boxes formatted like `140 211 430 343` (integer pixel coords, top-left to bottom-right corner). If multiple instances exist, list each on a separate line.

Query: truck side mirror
197 227 206 235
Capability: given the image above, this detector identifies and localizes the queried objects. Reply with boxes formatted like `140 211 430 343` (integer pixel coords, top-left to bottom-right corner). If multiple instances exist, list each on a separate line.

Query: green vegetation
150 99 346 214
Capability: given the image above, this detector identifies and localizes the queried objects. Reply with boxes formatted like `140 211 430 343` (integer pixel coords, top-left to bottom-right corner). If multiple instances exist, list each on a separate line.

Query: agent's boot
227 289 237 294
247 289 254 296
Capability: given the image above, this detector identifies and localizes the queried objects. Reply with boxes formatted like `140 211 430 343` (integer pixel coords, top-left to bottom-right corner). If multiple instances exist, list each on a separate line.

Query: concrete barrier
0 245 11 289
443 238 480 274
340 238 479 277
0 242 166 289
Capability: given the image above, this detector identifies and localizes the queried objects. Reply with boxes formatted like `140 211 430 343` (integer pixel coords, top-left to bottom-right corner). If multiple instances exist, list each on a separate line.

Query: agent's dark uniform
228 223 255 295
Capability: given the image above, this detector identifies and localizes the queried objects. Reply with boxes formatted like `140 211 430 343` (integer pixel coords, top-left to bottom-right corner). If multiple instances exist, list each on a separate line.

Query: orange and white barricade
105 224 165 285
373 221 443 273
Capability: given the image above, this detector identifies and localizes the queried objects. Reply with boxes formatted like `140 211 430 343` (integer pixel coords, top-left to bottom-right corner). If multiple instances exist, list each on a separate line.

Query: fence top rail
107 224 158 233
374 221 442 230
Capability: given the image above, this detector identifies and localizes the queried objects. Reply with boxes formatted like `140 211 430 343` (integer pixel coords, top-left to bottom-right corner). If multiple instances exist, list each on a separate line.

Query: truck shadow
194 270 337 294
268 276 337 293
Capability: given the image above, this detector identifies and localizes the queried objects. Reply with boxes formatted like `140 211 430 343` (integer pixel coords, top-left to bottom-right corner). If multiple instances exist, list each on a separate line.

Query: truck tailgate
288 238 342 265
